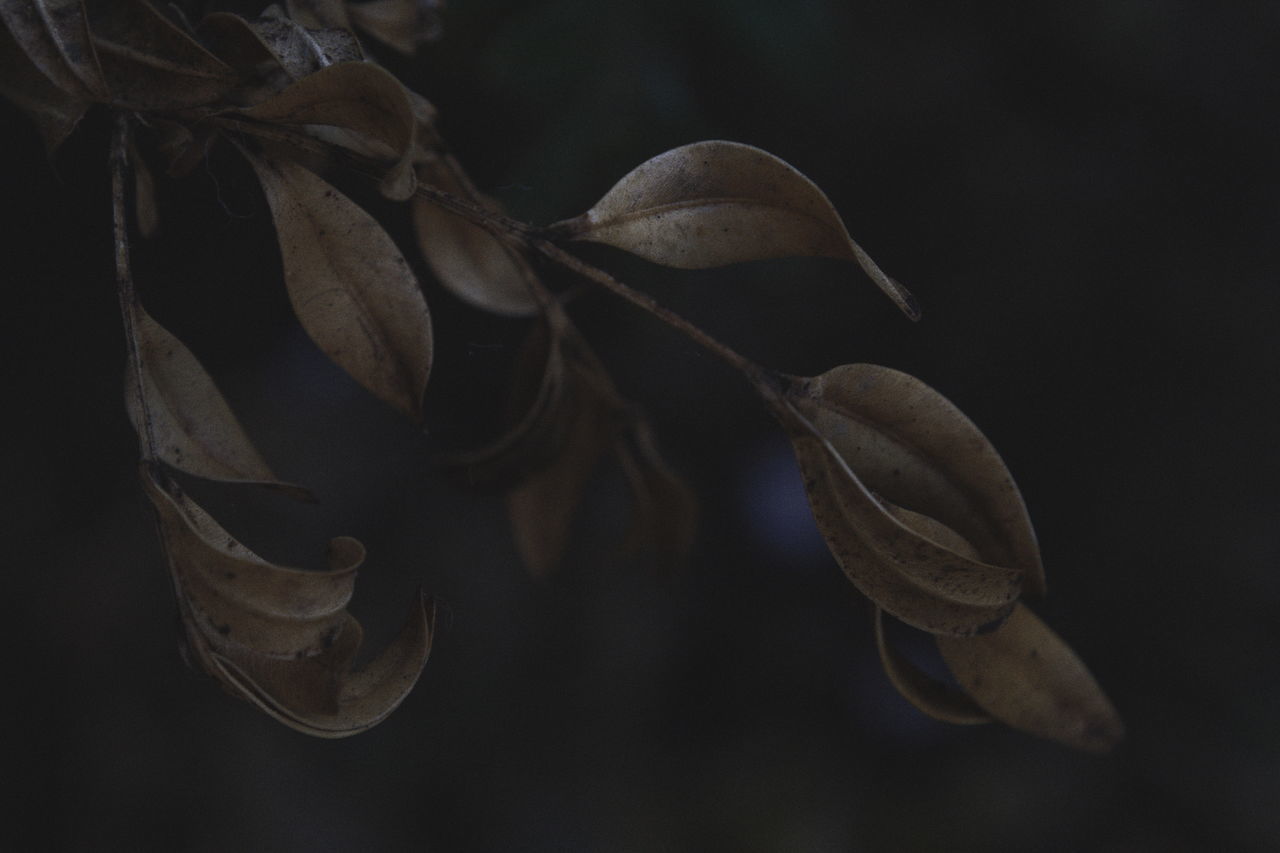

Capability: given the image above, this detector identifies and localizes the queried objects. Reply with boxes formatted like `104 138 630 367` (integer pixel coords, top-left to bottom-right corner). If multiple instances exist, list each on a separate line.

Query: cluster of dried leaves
3 0 1122 750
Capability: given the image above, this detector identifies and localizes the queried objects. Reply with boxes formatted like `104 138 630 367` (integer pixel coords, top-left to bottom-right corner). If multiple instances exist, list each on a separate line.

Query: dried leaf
286 0 352 30
348 0 443 54
124 305 311 498
0 0 109 100
874 607 991 726
239 61 418 199
128 137 158 237
0 16 88 152
789 364 1046 597
785 422 1015 635
871 510 991 724
412 154 542 317
143 467 434 737
200 11 362 89
86 0 236 110
938 604 1125 752
244 150 433 420
553 140 919 320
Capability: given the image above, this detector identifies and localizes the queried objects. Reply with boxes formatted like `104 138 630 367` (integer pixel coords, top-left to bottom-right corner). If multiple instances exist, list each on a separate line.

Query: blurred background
4 0 1278 849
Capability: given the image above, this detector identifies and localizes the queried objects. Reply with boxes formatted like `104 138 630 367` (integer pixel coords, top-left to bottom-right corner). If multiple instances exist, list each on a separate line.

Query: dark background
4 1 1278 850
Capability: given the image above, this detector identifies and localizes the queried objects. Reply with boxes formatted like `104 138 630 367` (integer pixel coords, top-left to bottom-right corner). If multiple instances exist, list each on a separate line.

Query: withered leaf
239 60 418 199
553 140 918 320
244 150 433 421
128 136 158 237
871 509 991 724
348 0 443 54
143 468 434 737
285 0 352 30
615 420 698 565
0 16 88 152
938 604 1125 753
86 0 236 110
124 305 311 498
412 154 542 317
200 11 362 89
789 364 1046 597
785 420 1015 635
0 0 109 100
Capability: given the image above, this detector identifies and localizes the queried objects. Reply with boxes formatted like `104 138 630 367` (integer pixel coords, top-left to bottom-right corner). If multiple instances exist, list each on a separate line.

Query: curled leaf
789 364 1045 597
200 11 362 91
938 604 1125 753
786 423 1015 635
124 305 311 499
412 154 542 317
552 140 918 319
244 150 433 420
238 60 419 198
874 607 991 726
0 0 109 100
143 467 434 737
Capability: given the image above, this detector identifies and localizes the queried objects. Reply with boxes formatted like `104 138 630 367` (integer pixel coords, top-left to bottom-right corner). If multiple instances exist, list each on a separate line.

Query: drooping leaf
124 305 311 498
871 509 991 724
244 150 433 421
239 60 419 199
412 154 541 317
788 364 1046 597
552 140 919 320
143 467 434 737
785 420 1016 635
0 16 88 152
86 0 236 110
128 136 158 237
874 607 991 726
938 604 1125 752
0 0 109 100
348 0 443 54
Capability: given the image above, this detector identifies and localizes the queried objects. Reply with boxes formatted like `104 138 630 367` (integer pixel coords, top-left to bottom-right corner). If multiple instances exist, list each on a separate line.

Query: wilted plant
1 0 1123 750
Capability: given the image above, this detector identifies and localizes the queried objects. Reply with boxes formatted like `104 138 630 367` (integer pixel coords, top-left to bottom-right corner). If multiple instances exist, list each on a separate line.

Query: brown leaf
552 140 919 320
285 0 352 29
412 154 542 317
348 0 443 54
789 364 1046 597
238 60 419 199
0 16 88 152
244 150 433 421
785 421 1015 635
86 0 236 110
124 305 311 498
874 607 991 726
0 0 109 100
937 604 1125 752
143 467 434 737
615 420 698 566
128 136 158 237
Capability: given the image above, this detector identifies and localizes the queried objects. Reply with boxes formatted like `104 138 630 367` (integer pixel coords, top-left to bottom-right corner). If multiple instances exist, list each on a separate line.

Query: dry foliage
1 0 1121 751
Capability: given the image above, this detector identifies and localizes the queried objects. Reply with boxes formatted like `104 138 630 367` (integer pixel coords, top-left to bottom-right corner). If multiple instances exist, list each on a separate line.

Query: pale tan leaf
412 155 541 317
553 140 918 319
786 423 1015 635
239 61 418 198
874 607 991 726
142 468 356 658
348 0 443 54
209 592 433 738
0 0 109 100
0 17 88 152
125 305 310 498
286 0 352 29
938 604 1125 752
129 137 158 237
790 364 1046 597
244 150 433 420
86 0 236 110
